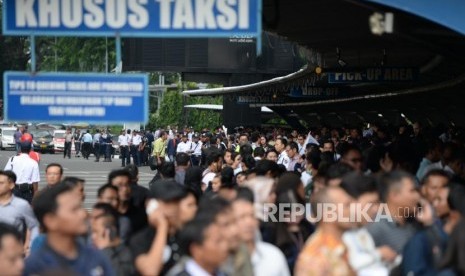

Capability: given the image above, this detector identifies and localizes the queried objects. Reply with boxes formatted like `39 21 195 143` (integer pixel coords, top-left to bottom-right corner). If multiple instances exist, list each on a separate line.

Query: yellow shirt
152 138 167 157
294 229 355 276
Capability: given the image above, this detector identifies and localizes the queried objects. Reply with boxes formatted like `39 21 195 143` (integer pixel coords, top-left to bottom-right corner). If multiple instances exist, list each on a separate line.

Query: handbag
149 156 158 171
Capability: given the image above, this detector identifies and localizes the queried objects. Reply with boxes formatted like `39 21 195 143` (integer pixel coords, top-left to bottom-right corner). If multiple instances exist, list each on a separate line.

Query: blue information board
2 0 261 38
3 72 148 124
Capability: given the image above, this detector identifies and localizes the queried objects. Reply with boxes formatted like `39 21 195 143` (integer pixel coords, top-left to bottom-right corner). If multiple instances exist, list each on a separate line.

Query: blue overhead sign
2 0 261 37
328 67 418 84
3 72 148 124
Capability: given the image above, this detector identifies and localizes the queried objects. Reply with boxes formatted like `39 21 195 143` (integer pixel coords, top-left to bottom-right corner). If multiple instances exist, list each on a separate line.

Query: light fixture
378 113 383 117
400 113 405 118
315 66 322 74
336 48 347 67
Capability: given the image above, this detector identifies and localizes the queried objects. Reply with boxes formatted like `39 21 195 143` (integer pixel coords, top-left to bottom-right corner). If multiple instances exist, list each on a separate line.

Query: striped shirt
366 217 419 254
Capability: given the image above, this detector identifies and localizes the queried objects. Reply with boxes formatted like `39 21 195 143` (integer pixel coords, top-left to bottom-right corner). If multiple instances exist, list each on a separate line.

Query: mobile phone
146 199 159 215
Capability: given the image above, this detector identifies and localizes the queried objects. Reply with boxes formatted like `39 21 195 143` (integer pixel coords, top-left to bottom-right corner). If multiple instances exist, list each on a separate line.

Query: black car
30 130 55 153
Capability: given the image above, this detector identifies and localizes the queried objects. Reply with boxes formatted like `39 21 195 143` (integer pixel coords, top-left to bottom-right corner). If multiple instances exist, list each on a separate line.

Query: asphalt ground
0 149 154 209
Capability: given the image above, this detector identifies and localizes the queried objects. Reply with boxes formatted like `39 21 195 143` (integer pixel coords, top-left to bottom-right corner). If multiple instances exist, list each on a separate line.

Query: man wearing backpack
4 139 40 204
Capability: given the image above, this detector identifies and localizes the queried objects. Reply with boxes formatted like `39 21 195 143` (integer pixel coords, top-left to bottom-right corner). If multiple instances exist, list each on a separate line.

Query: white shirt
298 144 306 156
118 134 130 146
277 151 290 167
132 134 142 146
176 141 192 154
4 154 40 184
202 171 216 187
301 171 313 187
184 258 225 276
251 241 290 276
343 228 389 276
423 161 455 177
190 141 202 156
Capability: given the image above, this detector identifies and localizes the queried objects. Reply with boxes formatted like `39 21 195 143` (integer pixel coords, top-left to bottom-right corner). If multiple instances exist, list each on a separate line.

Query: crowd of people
1 122 465 276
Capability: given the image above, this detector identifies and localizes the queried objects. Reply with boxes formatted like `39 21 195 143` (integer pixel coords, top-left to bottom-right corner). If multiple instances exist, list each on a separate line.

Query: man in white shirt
189 135 203 166
131 130 142 167
297 134 307 156
118 130 131 167
232 194 290 276
4 140 40 203
275 138 290 168
176 134 192 154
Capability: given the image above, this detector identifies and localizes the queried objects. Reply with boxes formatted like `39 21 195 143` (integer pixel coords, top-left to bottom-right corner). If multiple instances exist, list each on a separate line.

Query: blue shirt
402 220 449 276
82 133 93 143
24 239 115 276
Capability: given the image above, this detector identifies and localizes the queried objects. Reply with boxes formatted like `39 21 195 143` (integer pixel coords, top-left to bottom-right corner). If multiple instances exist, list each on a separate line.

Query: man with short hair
176 134 191 154
175 153 190 185
130 130 142 166
286 141 300 171
44 163 63 190
93 129 102 162
118 130 131 167
63 128 73 159
0 222 25 276
340 144 364 172
297 134 306 156
420 169 450 204
189 134 202 166
402 184 464 275
0 170 39 252
416 139 443 181
275 138 290 168
4 140 40 203
174 218 229 276
323 140 341 161
232 191 290 276
202 153 223 192
130 180 187 276
367 171 433 256
81 131 93 160
108 169 147 234
153 131 168 169
25 184 114 275
341 173 395 276
91 204 135 276
14 127 23 154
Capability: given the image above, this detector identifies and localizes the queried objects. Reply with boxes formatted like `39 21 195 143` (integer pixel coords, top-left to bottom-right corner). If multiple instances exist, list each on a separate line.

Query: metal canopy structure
183 0 465 127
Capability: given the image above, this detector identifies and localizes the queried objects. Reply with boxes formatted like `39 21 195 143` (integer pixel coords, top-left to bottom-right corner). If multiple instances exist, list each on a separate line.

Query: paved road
0 150 154 209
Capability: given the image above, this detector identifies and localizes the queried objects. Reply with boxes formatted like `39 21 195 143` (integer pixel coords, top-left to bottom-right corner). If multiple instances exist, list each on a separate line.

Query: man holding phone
129 179 187 276
91 205 135 276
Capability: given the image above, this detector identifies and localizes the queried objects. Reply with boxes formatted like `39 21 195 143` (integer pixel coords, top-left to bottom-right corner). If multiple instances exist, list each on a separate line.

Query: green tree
0 1 29 102
38 37 115 72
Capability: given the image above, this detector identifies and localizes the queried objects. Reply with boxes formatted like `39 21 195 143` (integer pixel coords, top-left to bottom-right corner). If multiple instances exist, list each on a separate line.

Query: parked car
0 127 17 150
30 130 54 153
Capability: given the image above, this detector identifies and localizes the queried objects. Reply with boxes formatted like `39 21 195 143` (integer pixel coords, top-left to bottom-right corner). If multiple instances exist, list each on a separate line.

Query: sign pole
115 34 122 74
30 35 36 73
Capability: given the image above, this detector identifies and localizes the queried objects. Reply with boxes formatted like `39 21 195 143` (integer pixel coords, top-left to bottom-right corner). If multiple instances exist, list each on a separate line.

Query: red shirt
29 151 40 163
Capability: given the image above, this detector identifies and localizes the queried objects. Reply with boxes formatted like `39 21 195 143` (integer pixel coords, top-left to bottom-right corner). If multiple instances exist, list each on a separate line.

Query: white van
0 127 18 150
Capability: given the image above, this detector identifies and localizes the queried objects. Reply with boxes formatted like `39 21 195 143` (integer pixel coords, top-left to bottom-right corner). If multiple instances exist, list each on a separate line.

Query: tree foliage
37 37 116 72
0 2 29 100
